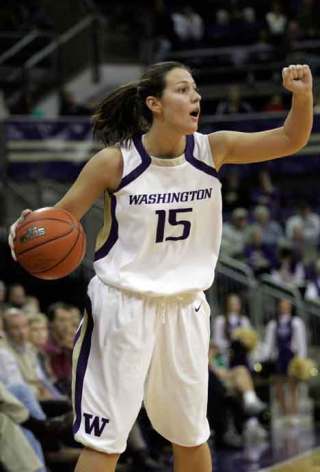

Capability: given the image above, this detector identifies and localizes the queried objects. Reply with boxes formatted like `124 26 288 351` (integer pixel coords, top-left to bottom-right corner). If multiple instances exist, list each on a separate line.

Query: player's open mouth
190 109 200 120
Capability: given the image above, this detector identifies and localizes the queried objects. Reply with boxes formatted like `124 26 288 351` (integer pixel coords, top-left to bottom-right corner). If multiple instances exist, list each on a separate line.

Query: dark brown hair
92 61 189 146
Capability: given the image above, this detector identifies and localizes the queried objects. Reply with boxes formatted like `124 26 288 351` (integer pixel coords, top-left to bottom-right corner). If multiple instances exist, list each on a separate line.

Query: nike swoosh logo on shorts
195 303 202 312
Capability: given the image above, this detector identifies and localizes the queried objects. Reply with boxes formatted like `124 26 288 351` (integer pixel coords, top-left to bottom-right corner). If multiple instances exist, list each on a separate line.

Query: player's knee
172 441 208 453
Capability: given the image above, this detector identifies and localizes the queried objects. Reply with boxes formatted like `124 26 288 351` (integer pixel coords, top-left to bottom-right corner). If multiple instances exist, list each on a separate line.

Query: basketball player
9 62 313 471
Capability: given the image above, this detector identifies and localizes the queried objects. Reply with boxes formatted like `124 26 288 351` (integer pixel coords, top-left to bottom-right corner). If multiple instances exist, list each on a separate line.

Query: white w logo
83 413 109 437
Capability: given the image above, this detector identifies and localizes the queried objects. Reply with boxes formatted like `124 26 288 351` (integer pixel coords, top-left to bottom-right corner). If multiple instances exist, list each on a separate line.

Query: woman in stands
9 62 313 471
263 298 307 420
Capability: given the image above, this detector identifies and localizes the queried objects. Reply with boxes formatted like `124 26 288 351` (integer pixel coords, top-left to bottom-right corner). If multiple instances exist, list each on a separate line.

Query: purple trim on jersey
185 134 219 179
73 295 94 435
117 135 151 191
94 194 118 261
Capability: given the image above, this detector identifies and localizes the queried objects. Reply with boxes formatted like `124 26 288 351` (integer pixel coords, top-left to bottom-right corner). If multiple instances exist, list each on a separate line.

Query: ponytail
92 61 189 147
92 81 150 146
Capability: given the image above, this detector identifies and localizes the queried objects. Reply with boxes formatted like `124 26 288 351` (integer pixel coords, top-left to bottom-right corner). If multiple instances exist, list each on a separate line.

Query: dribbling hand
282 64 313 96
8 209 32 260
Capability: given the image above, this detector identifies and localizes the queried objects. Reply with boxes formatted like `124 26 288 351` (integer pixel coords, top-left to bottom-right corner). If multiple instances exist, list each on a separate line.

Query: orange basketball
14 207 87 280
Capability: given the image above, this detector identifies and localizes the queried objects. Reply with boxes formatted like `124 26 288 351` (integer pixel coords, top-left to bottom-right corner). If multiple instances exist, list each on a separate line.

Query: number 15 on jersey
155 208 193 243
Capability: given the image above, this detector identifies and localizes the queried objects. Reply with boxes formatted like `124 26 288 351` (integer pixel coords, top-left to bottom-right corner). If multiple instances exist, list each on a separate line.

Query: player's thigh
144 293 211 447
72 276 157 453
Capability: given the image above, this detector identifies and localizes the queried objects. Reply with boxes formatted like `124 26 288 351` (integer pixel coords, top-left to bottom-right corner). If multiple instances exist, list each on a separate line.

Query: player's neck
143 127 186 159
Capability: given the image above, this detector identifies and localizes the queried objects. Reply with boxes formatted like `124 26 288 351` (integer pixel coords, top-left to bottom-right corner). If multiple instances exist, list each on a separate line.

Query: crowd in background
220 169 320 302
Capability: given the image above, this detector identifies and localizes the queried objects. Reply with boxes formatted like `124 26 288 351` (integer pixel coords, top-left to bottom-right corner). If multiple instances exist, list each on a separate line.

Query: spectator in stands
222 207 250 258
171 5 204 48
251 205 283 247
212 293 251 364
45 302 73 395
271 244 306 288
209 342 267 443
244 226 275 276
286 201 320 252
23 296 41 316
209 343 266 417
305 258 320 301
8 282 27 308
0 382 44 472
28 313 65 400
216 85 253 115
262 298 307 419
265 2 288 43
207 366 245 449
2 307 57 400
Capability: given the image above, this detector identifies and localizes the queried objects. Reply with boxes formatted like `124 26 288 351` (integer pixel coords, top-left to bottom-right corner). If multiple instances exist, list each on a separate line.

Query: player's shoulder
89 145 123 190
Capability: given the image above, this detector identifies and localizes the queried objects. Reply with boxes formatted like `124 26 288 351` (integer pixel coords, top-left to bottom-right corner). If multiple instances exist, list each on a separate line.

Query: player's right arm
8 147 123 258
54 146 123 220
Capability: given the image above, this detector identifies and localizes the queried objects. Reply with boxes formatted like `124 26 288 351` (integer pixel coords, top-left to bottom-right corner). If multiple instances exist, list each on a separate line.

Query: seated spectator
8 283 27 308
286 201 320 254
265 2 287 43
0 320 76 466
216 85 253 115
171 5 204 47
207 366 244 449
2 307 56 400
0 385 43 472
209 343 266 417
244 226 275 276
23 296 41 316
212 293 251 366
262 298 307 419
251 205 283 248
28 313 65 400
271 244 306 288
45 303 74 395
208 345 267 449
222 207 250 259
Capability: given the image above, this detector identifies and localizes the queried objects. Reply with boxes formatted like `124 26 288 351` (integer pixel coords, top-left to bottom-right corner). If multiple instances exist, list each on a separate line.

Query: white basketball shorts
72 275 211 454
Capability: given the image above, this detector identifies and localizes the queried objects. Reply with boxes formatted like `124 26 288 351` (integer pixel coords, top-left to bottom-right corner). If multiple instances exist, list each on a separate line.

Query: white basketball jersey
94 132 222 296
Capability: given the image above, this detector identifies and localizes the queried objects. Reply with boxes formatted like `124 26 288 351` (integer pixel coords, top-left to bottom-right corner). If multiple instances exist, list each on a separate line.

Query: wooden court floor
260 447 320 471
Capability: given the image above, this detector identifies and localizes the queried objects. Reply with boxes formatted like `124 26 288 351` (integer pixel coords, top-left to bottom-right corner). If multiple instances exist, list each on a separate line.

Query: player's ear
145 96 162 115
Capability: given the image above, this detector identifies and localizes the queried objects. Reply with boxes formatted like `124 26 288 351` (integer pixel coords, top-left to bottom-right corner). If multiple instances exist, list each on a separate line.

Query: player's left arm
209 65 313 171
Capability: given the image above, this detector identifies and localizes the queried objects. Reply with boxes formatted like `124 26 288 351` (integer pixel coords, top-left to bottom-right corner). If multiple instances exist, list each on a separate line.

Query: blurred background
1 1 320 471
